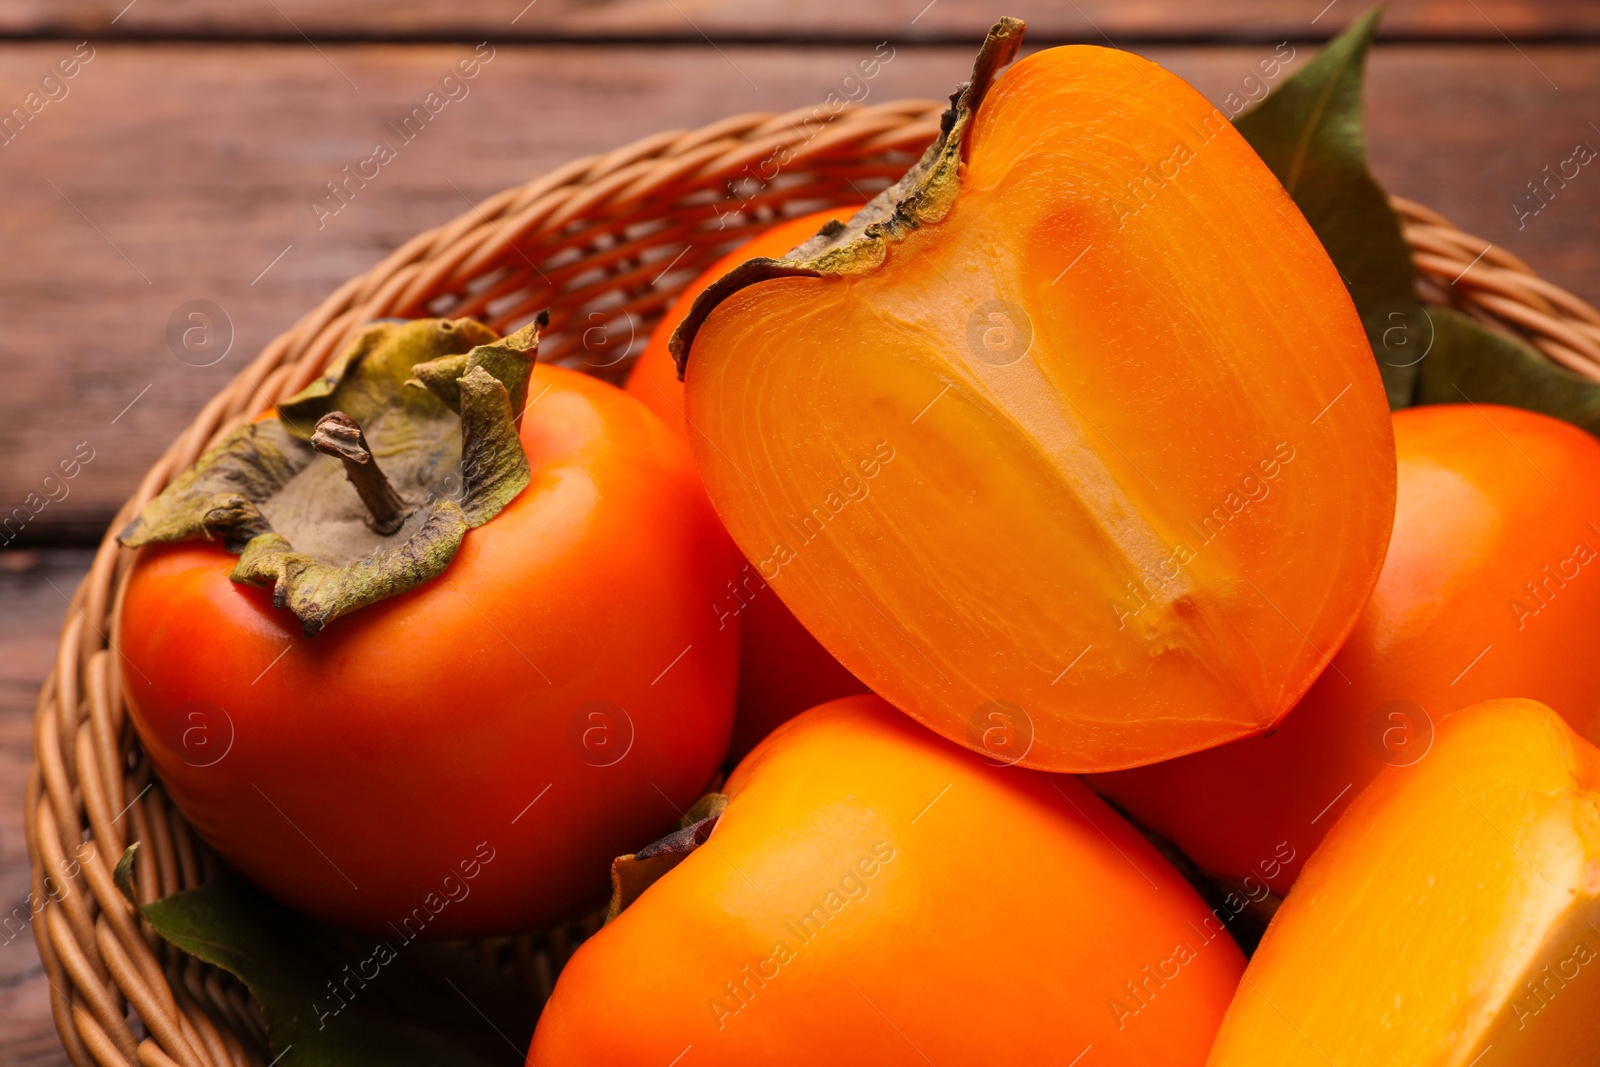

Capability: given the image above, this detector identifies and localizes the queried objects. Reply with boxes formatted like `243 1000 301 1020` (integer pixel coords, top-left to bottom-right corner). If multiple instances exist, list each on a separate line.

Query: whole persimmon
119 318 739 935
1093 404 1600 894
671 20 1395 772
528 694 1245 1066
1210 699 1600 1066
628 207 868 760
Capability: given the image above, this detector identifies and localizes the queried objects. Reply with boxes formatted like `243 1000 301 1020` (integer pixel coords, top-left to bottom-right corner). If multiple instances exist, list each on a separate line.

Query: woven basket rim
25 98 1600 1067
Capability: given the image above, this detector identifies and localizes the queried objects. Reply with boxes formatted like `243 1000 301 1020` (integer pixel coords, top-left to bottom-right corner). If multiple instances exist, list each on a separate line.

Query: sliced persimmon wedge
1209 698 1600 1066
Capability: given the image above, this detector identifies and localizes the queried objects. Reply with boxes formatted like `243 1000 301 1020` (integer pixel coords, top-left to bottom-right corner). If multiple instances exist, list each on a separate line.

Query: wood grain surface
4 0 1598 42
0 550 92 1067
3 5 1598 1063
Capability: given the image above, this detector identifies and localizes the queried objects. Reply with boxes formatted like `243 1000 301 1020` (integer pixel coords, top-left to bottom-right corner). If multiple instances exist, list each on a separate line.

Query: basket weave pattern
25 99 1600 1067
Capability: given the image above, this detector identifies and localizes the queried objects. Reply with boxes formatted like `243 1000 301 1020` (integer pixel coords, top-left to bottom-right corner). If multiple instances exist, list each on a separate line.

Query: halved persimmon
672 21 1395 771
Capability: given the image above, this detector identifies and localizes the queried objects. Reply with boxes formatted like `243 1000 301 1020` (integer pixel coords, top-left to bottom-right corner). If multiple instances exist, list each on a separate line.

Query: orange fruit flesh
684 45 1394 771
1208 699 1600 1066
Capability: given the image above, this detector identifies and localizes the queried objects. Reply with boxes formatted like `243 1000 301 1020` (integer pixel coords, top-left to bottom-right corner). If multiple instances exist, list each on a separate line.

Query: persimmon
670 19 1395 772
1209 698 1600 1066
1093 404 1600 894
528 694 1244 1066
627 207 868 760
118 317 739 935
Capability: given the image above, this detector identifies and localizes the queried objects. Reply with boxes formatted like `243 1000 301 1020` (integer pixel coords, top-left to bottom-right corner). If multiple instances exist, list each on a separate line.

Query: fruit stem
311 411 409 534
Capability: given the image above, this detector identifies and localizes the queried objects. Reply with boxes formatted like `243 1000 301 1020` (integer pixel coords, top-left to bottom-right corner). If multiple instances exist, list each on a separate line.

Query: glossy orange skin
1093 404 1600 894
628 208 867 760
682 45 1395 772
120 366 740 936
529 695 1245 1066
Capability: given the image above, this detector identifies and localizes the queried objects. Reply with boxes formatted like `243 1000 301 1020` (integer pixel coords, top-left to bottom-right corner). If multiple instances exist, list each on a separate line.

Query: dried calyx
667 16 1025 375
119 314 550 635
605 792 728 923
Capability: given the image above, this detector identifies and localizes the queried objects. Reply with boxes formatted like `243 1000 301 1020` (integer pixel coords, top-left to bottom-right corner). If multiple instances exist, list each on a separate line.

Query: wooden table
3 2 1598 1062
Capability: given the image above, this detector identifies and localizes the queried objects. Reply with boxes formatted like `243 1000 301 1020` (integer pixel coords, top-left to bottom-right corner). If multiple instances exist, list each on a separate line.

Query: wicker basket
25 98 1600 1067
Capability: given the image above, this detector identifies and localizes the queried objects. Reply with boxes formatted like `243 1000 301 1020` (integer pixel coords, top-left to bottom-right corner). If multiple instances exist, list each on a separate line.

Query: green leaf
1233 6 1424 408
1415 307 1600 433
113 842 139 904
1235 5 1600 428
139 873 534 1067
1232 7 1600 434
